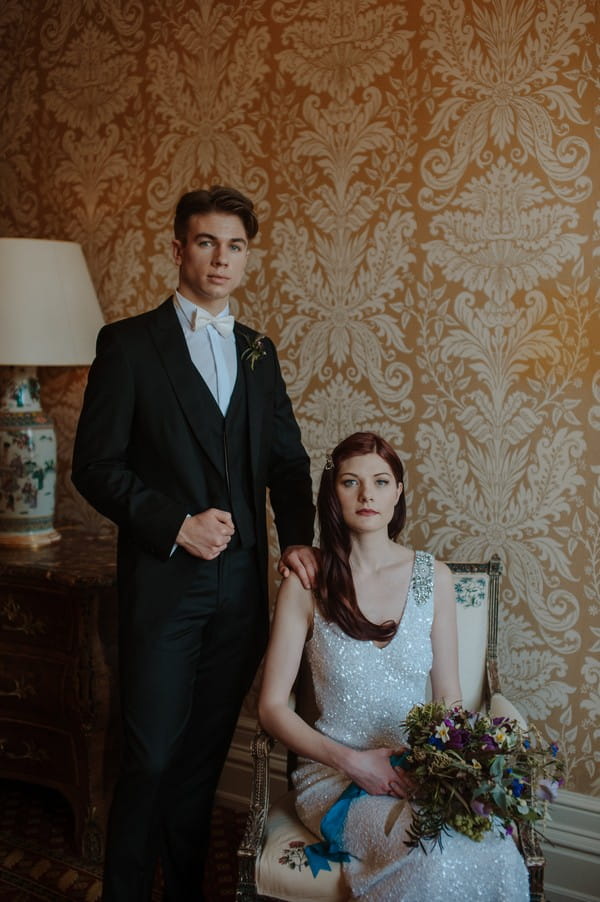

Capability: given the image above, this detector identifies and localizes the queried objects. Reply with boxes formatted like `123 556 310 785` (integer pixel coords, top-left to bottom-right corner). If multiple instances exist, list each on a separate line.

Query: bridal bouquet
399 702 564 851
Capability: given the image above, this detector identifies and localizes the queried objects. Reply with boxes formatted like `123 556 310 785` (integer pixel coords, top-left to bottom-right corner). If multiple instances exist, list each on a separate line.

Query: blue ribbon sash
304 751 410 877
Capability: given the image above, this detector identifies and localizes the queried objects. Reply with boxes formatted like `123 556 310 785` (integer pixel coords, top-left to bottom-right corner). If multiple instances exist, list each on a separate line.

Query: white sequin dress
292 551 529 901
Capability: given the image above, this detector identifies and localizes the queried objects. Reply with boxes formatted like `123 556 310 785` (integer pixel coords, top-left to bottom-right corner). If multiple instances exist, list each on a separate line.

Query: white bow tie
192 309 235 337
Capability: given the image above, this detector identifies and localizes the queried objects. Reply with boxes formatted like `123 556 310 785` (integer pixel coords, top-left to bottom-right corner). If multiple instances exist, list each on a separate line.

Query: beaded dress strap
412 550 434 607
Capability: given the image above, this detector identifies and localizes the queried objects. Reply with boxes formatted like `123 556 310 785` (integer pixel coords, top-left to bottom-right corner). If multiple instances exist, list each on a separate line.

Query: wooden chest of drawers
0 527 118 861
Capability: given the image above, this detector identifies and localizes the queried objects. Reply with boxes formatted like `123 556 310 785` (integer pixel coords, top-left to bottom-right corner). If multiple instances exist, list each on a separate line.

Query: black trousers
102 546 264 902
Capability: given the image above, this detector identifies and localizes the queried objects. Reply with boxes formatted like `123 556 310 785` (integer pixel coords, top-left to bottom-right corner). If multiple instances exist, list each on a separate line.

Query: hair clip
324 454 334 471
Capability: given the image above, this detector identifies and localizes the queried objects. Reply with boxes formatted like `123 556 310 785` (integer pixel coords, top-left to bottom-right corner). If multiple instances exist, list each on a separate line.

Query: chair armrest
489 692 527 729
516 819 546 902
237 727 276 898
487 694 545 899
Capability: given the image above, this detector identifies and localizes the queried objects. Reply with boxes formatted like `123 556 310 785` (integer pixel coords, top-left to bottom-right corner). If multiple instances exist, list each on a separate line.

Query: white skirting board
541 788 600 902
218 717 600 902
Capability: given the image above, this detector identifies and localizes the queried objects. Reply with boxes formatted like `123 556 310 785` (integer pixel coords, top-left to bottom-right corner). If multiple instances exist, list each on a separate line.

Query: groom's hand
278 545 319 590
176 509 234 559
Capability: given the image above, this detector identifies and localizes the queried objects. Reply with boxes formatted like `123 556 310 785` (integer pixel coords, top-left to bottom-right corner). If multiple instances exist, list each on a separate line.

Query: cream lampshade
0 238 104 547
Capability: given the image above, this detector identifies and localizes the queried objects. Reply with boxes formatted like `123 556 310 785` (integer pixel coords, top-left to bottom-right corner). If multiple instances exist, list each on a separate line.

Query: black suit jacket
72 298 314 622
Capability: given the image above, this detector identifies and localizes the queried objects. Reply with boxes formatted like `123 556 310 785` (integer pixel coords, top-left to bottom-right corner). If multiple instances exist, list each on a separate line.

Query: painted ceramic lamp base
0 366 60 547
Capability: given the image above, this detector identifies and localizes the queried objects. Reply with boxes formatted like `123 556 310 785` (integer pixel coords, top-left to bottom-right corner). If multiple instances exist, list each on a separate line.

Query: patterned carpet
0 780 247 901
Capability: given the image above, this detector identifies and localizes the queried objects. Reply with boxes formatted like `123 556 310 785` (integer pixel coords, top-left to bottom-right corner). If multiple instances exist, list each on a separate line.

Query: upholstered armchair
236 556 545 902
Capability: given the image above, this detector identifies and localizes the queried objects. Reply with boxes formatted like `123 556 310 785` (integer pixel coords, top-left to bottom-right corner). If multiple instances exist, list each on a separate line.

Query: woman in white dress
259 431 529 901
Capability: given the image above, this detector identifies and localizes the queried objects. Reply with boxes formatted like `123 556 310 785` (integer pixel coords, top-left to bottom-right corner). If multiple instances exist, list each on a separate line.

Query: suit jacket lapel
235 323 264 479
148 298 226 478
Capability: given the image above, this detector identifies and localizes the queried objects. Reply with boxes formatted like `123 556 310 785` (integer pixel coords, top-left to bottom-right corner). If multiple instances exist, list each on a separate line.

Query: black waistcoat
219 363 255 549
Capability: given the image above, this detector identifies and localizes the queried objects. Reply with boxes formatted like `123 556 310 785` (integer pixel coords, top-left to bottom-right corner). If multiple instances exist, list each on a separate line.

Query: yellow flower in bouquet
399 702 564 851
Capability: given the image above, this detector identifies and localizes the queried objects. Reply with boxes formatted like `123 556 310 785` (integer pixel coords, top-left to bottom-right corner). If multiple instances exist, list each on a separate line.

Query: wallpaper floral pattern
1 0 598 795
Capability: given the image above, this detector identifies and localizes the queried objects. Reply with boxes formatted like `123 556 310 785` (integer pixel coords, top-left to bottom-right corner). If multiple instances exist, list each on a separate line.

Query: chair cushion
424 571 490 711
256 791 349 902
453 572 490 712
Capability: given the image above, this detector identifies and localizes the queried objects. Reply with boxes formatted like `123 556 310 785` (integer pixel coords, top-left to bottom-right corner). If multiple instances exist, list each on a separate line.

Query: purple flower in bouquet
470 799 491 817
536 778 561 802
446 726 471 750
480 733 499 751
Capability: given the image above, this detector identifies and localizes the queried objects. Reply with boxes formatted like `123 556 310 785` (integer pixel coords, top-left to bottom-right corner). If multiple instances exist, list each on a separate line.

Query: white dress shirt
173 290 237 415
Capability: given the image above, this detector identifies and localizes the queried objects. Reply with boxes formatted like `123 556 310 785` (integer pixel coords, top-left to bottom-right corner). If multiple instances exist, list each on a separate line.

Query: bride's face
335 453 402 533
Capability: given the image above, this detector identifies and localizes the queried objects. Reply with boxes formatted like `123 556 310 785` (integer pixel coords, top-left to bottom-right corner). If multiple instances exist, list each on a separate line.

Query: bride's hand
390 744 417 798
344 747 409 797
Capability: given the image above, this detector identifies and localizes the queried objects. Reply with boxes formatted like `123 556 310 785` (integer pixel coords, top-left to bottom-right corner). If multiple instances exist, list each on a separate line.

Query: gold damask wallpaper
1 0 598 796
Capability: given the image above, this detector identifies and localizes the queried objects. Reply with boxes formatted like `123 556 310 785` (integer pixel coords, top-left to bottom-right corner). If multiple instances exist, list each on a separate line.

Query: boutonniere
241 334 267 370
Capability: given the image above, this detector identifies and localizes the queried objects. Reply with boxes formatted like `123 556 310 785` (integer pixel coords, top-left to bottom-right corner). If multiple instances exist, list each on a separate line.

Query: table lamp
0 238 104 547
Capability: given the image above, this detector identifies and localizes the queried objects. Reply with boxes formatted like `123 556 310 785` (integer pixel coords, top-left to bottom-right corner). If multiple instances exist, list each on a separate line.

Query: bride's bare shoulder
393 543 418 565
432 557 453 583
384 544 418 580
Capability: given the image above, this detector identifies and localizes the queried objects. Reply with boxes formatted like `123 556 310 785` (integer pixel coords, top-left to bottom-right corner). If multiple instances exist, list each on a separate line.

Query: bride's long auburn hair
316 432 406 641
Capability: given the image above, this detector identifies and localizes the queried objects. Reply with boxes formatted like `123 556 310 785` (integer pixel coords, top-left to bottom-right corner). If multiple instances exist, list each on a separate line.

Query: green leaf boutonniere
241 334 268 370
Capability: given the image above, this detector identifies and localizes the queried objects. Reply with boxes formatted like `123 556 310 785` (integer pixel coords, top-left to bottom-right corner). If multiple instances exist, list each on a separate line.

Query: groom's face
172 211 249 313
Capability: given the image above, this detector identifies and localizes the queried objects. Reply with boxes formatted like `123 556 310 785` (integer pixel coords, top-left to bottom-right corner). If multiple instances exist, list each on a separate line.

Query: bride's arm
258 574 403 796
258 572 320 756
429 560 462 705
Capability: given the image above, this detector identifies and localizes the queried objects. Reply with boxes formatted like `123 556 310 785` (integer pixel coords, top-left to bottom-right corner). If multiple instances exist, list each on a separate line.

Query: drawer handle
1 595 47 636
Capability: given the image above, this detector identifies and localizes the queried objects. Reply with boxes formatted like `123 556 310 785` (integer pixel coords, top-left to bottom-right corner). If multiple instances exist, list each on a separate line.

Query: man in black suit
72 186 316 902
